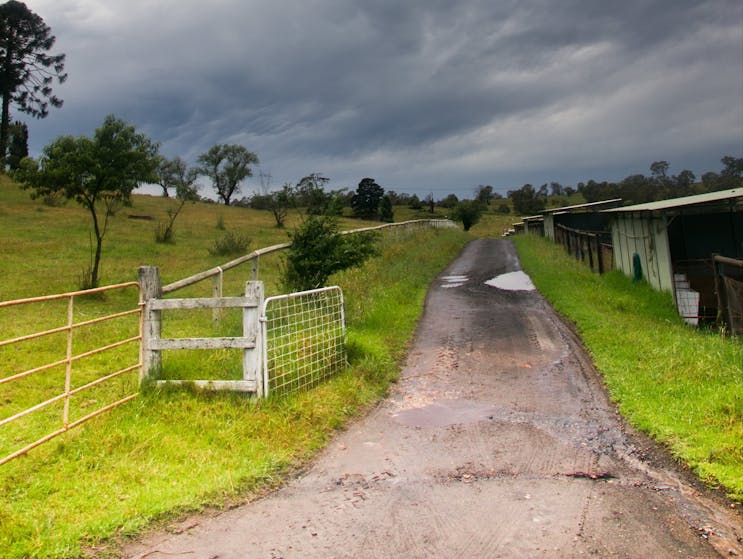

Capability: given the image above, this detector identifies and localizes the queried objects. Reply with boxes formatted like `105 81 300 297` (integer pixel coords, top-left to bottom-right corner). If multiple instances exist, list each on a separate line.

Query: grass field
6 173 736 556
514 234 743 502
0 176 471 558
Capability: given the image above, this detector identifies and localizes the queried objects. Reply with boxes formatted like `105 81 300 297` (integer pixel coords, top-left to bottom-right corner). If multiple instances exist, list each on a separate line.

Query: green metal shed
604 188 743 324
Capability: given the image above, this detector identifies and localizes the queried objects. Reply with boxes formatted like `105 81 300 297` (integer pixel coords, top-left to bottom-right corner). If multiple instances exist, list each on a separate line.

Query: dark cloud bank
22 0 743 197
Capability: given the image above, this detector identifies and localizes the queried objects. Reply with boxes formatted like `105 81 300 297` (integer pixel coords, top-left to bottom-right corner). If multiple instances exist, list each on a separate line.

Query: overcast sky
18 0 743 198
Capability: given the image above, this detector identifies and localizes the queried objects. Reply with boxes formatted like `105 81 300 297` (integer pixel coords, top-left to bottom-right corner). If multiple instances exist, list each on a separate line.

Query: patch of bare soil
122 239 741 559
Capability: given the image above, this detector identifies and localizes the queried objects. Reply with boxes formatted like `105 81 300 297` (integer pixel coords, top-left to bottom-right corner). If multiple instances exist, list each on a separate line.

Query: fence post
712 255 728 330
212 267 223 326
243 281 265 397
251 256 259 281
138 266 162 383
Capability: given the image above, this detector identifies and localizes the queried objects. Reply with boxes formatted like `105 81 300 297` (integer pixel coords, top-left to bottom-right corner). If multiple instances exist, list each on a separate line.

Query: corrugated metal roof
603 188 742 213
521 215 544 221
541 198 622 214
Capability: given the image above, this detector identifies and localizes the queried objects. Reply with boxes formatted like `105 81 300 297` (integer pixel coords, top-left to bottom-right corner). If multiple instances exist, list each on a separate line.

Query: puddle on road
393 399 495 428
440 275 468 289
485 271 535 291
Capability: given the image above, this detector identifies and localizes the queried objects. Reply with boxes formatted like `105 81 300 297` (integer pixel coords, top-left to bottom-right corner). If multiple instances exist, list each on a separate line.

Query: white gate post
243 281 265 397
138 266 162 383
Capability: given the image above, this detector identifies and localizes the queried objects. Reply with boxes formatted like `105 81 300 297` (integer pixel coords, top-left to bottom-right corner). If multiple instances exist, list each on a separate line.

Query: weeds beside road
514 234 743 503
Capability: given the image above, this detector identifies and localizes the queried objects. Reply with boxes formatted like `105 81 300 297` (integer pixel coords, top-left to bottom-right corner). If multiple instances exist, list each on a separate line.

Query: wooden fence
160 219 455 297
554 224 613 274
713 255 743 336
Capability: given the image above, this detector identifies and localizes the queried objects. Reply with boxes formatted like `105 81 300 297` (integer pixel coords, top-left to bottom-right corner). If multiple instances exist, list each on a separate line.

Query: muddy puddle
485 270 535 291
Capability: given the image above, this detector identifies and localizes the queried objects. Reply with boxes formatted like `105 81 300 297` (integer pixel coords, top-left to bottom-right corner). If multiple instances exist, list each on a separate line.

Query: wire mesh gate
262 286 346 397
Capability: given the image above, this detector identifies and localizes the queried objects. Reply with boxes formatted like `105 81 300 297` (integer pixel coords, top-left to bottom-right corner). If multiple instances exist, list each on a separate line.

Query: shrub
154 221 175 244
208 230 251 256
452 200 485 231
282 215 380 291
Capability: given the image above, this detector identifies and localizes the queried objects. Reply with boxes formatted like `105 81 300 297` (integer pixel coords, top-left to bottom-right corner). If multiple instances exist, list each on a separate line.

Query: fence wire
262 286 346 397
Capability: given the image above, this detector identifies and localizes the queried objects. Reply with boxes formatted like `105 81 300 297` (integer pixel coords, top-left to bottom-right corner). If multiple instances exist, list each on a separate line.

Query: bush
452 200 485 231
154 221 175 244
282 215 380 291
208 230 251 256
497 203 510 214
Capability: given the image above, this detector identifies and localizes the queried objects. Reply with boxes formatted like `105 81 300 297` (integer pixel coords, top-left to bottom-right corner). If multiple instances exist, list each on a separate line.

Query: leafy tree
282 215 380 291
508 183 546 215
296 172 330 214
0 1 66 169
154 156 199 243
577 180 619 203
156 155 198 198
6 119 27 170
649 160 670 182
351 177 384 219
699 157 742 192
408 193 422 210
475 185 494 205
269 183 295 227
379 194 394 222
438 193 459 209
618 174 653 205
673 169 696 197
719 155 743 189
197 144 258 205
324 190 347 217
452 200 484 231
424 193 435 213
17 115 159 288
549 182 564 197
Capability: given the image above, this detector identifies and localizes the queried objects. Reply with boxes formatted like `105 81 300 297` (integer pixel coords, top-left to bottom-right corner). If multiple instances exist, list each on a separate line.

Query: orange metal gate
0 282 142 466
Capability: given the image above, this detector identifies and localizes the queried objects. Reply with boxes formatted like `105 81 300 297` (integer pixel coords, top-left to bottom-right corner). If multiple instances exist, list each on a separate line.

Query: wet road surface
124 239 741 558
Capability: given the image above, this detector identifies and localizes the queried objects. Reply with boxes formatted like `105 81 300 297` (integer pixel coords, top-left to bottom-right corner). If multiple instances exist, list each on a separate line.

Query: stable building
604 188 743 324
542 198 622 241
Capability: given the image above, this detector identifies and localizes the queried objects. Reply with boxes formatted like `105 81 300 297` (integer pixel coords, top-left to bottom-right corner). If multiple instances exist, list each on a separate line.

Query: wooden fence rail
554 224 613 274
161 219 455 296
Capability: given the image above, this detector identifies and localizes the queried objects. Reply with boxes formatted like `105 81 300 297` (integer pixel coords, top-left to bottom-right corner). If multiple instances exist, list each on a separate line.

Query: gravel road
124 239 742 559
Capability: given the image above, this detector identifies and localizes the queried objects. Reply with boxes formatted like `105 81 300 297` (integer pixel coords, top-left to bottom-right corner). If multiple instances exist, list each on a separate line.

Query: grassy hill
0 175 473 558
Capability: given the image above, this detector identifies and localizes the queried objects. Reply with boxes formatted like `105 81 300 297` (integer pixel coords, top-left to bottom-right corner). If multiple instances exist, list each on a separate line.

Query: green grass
514 234 743 502
0 176 470 558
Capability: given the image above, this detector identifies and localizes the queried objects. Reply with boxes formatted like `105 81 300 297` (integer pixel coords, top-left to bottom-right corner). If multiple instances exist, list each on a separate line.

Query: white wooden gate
139 267 265 396
139 268 347 399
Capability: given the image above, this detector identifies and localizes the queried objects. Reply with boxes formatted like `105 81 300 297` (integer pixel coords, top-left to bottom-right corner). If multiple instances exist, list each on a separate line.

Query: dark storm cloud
21 0 743 195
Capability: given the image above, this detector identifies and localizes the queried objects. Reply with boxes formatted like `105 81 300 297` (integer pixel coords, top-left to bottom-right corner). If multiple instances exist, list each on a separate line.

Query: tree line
507 157 743 215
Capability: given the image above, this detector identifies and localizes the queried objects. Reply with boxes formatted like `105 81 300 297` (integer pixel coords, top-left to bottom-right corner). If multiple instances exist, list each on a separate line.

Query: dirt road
124 239 741 558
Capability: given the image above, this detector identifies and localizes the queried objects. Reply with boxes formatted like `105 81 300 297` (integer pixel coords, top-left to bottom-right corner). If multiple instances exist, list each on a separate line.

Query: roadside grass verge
513 234 743 502
0 205 469 558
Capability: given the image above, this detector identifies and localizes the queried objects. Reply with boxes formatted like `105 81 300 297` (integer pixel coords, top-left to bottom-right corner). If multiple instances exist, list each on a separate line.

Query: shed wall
544 214 555 240
611 214 673 292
